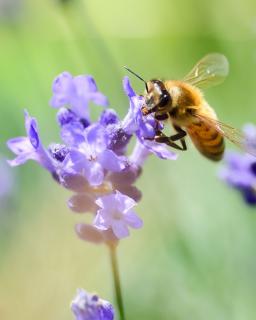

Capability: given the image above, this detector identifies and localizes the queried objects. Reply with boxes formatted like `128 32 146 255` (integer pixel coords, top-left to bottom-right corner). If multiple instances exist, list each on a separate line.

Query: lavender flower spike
50 72 108 119
7 110 55 172
94 190 143 239
71 289 114 320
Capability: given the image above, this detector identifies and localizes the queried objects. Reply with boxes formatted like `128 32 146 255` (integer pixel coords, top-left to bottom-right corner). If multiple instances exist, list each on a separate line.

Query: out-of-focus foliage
1 0 256 319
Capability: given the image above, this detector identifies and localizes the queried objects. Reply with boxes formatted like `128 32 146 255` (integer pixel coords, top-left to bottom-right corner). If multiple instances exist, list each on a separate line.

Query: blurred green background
1 0 256 319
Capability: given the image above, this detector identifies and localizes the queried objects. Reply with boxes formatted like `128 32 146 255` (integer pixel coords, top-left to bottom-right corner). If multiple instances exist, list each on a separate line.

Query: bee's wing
194 113 256 157
183 53 229 89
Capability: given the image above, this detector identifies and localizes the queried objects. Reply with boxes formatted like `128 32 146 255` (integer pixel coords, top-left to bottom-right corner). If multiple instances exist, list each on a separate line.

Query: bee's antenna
124 66 149 93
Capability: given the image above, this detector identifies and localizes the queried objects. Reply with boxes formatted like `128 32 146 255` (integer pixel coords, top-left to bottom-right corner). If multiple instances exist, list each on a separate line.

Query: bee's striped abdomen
187 121 225 161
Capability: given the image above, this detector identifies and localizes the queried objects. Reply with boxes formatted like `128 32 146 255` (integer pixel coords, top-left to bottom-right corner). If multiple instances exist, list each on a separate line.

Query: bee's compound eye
158 92 171 108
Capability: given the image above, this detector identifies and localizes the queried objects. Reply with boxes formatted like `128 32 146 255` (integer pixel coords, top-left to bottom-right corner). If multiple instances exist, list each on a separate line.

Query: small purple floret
71 289 114 320
65 124 126 186
7 110 55 173
48 143 69 162
50 72 108 119
94 190 143 239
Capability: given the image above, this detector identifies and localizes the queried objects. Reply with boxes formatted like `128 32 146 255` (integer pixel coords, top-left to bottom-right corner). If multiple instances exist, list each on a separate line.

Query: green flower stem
109 244 126 320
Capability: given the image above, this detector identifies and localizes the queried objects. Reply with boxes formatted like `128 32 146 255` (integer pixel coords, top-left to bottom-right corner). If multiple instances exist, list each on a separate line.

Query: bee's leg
155 135 185 150
155 127 187 151
171 125 187 141
155 133 186 151
170 125 187 151
155 113 169 121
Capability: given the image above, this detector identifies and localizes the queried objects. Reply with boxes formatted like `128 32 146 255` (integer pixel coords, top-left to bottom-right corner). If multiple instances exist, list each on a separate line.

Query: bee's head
144 80 171 114
123 67 171 115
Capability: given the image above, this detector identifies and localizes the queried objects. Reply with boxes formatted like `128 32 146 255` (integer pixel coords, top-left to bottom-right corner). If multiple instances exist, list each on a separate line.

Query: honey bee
125 53 254 161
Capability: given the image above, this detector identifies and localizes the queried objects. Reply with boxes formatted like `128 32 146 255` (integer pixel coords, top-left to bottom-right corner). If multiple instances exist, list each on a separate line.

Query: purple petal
67 150 104 186
75 224 104 244
98 149 125 172
68 193 96 213
84 161 104 186
7 153 36 167
112 220 130 238
100 109 119 126
73 75 98 93
141 139 178 160
60 122 85 146
86 124 107 153
50 72 73 108
138 117 156 139
71 98 90 119
56 107 78 127
93 209 111 230
116 191 136 213
122 108 138 134
52 71 73 94
71 289 115 320
123 76 136 98
95 195 118 211
124 210 143 228
130 140 151 166
68 150 87 171
7 137 32 154
24 110 40 149
89 92 109 106
7 137 39 167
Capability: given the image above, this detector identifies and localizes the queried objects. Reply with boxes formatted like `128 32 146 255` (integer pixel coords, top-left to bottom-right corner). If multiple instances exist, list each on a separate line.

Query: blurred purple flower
219 152 256 205
219 123 256 205
6 110 55 172
94 190 143 239
71 289 114 320
0 156 14 202
50 72 108 119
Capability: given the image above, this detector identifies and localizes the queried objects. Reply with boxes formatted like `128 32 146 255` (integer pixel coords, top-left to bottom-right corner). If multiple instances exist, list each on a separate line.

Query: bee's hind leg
155 134 187 151
171 125 187 150
155 126 187 151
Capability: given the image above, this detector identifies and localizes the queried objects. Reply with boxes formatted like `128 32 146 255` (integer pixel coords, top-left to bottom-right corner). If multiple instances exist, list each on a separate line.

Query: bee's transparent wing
194 113 256 157
183 53 229 89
